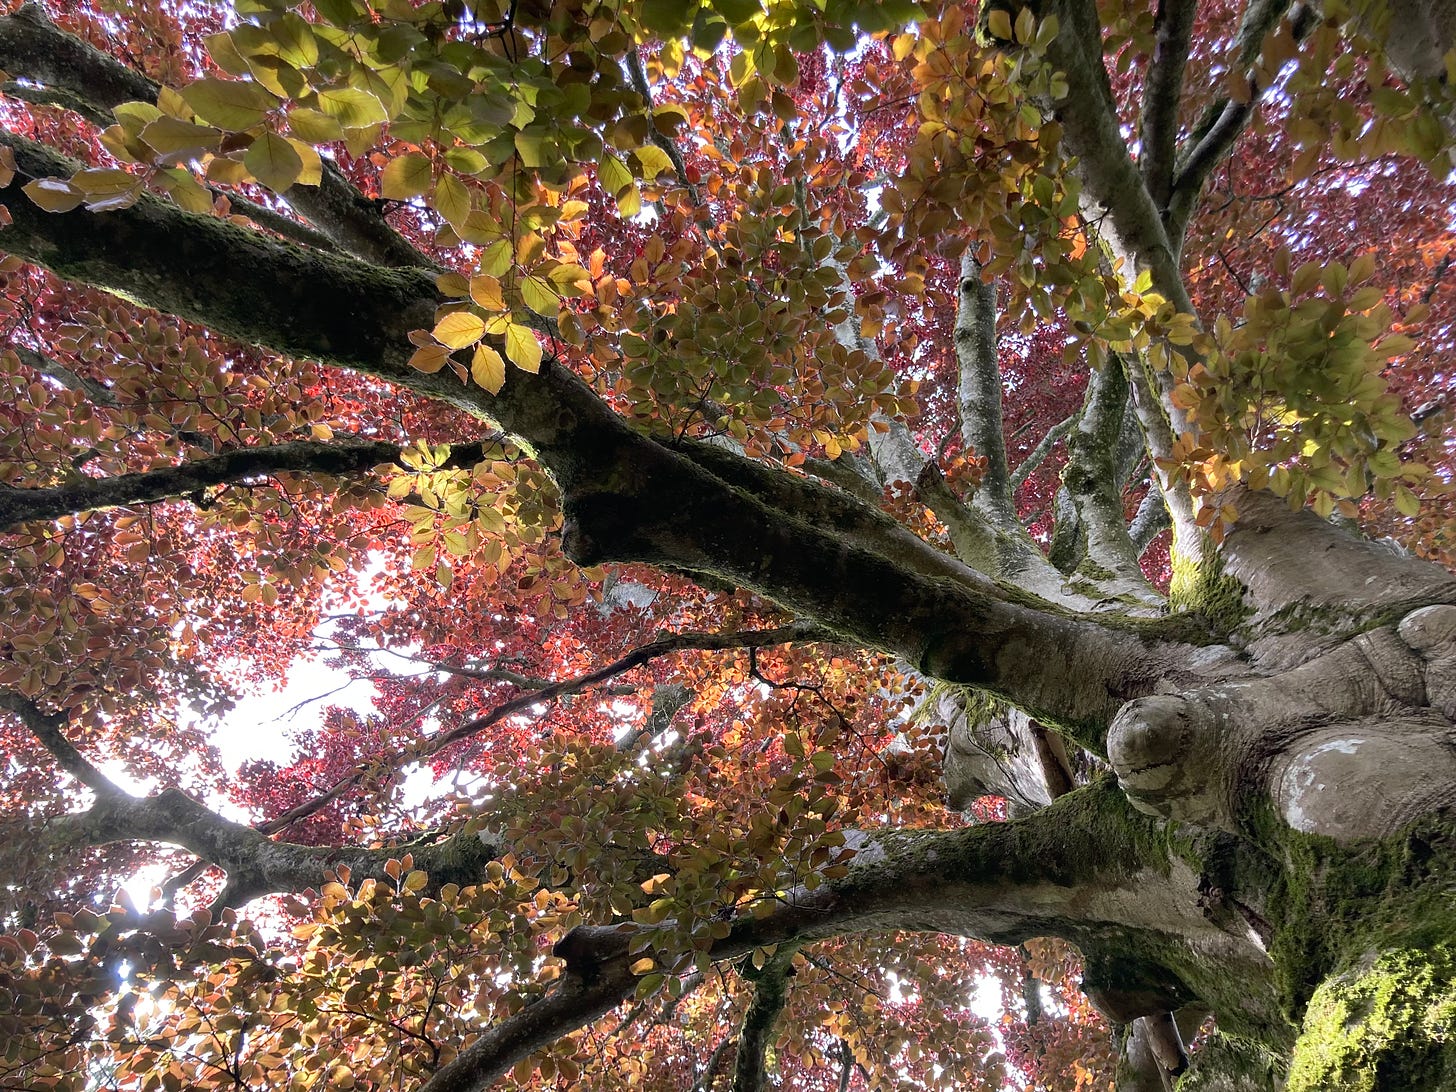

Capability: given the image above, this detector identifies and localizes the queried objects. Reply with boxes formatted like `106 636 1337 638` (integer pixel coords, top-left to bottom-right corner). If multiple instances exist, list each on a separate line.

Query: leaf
288 107 345 143
244 131 304 192
180 77 278 129
315 87 388 128
381 153 433 199
469 274 505 311
434 311 486 349
432 173 471 228
408 344 451 373
599 153 632 197
504 323 542 373
139 116 222 162
632 145 675 182
520 275 557 316
23 178 85 213
471 344 507 394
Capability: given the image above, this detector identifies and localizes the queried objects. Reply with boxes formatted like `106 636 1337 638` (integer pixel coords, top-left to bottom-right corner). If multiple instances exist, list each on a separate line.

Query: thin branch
1009 413 1076 493
0 691 123 797
0 438 406 529
625 49 701 207
8 344 119 408
263 625 824 835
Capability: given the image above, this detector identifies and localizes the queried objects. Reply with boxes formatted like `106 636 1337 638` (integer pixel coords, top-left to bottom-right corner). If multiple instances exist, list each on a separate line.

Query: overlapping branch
419 781 1271 1092
0 126 1207 739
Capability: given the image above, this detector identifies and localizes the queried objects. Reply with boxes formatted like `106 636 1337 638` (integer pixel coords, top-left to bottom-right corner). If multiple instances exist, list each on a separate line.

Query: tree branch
263 626 822 834
0 438 404 529
0 691 122 797
1165 0 1308 243
1138 0 1199 210
1049 359 1162 605
0 3 430 270
420 780 1274 1092
1009 413 1076 493
954 254 1015 525
731 946 800 1092
0 129 1210 737
8 344 119 408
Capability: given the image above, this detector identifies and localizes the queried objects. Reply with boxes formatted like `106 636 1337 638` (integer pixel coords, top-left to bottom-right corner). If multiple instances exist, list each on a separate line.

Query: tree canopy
1 0 1455 1089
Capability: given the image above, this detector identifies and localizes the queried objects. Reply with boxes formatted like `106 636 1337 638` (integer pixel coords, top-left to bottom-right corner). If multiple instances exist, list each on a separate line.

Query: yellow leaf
408 344 451 373
629 957 655 975
986 8 1012 40
403 869 428 892
434 311 486 349
504 323 542 373
469 274 505 311
288 139 323 185
471 344 507 394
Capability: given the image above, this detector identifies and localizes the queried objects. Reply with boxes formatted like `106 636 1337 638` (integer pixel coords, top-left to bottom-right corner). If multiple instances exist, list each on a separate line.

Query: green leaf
139 116 222 162
432 173 471 228
599 153 632 197
22 177 84 213
244 131 304 192
316 86 388 128
181 77 278 130
288 107 345 143
520 275 557 316
381 153 433 199
632 145 675 182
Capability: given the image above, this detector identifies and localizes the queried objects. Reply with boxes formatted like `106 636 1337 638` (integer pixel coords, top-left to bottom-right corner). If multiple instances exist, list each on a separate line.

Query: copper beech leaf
471 344 507 394
504 323 542 373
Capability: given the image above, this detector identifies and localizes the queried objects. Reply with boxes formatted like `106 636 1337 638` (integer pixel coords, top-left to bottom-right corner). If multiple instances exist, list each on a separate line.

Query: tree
0 0 1453 1086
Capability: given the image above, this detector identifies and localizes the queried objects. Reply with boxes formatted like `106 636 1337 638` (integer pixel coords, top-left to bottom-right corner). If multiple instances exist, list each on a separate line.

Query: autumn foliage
0 0 1453 1088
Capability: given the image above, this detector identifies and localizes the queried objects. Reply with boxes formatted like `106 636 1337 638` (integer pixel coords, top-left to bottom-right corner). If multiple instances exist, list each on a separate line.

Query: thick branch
1165 0 1303 242
1052 359 1162 605
421 781 1274 1092
732 946 801 1092
0 4 429 269
1139 0 1199 209
0 438 402 529
0 130 1207 736
954 254 1016 524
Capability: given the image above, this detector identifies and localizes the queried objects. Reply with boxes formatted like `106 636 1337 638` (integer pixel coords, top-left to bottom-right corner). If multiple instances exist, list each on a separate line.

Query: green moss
1238 803 1456 1086
1178 1033 1286 1091
1287 947 1456 1091
1169 548 1251 635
